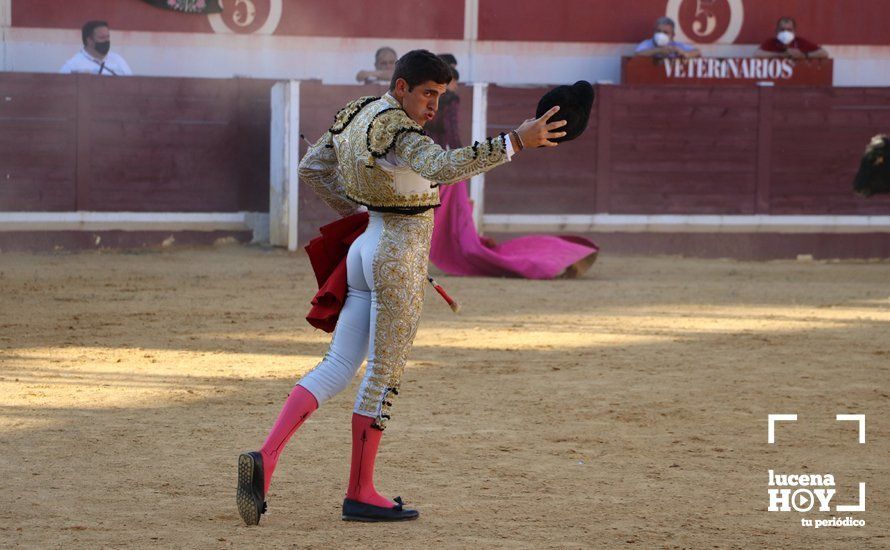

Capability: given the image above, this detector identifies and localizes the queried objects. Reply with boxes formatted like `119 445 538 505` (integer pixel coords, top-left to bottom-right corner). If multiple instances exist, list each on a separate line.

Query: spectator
355 46 397 84
438 53 457 70
755 17 828 59
425 54 461 149
635 17 700 60
439 53 459 92
60 20 133 76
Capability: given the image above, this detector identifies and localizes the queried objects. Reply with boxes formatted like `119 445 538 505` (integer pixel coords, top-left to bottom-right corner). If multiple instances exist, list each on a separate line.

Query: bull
853 134 890 197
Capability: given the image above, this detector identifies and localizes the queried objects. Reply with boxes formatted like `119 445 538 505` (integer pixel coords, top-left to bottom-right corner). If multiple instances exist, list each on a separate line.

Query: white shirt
60 49 133 76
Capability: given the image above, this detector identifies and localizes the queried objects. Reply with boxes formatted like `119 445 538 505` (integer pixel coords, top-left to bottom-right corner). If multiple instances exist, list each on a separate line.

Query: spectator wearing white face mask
755 16 828 59
60 20 132 76
635 17 700 60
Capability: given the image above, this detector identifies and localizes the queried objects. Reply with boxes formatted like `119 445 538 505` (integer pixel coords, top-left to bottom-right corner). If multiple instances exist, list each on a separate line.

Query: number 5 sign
208 0 283 35
666 0 744 45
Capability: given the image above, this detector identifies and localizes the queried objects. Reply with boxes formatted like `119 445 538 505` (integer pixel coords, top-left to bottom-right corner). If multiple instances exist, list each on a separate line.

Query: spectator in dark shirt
755 17 828 59
424 54 461 149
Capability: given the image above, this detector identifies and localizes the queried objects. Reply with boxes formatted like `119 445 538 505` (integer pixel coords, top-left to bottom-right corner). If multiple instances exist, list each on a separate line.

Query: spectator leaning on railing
635 16 700 60
60 20 133 76
355 46 397 84
755 17 828 60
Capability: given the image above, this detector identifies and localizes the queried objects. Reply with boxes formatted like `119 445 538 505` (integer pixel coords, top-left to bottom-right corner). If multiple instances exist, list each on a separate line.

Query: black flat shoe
341 496 420 522
236 451 267 526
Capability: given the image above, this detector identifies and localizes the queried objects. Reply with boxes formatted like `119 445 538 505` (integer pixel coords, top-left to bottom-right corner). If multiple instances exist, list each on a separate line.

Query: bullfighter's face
392 79 448 127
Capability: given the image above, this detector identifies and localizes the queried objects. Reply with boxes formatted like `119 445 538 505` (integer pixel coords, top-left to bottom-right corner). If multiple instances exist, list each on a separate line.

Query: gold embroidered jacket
299 94 510 215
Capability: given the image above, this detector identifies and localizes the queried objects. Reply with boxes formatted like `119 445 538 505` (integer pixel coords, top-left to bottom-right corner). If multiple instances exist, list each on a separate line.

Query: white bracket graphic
836 414 866 444
768 414 797 444
836 483 866 512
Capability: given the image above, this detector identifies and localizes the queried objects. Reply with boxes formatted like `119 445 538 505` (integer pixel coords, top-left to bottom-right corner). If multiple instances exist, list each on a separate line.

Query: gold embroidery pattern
335 94 511 211
396 132 510 185
336 96 441 210
367 108 424 158
329 96 378 135
355 211 434 429
298 132 359 217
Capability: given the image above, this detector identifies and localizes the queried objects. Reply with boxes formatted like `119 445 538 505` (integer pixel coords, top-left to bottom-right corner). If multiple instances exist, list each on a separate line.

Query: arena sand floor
0 244 887 548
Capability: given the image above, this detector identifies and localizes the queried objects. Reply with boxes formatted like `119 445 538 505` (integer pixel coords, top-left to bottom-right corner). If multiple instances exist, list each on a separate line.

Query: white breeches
297 210 434 429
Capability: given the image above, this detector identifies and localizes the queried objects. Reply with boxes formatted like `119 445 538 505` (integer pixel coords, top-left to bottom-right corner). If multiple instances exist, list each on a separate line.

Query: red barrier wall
3 74 889 230
479 0 890 45
485 84 890 216
0 74 77 211
12 0 890 44
769 87 890 214
622 57 833 87
606 86 761 215
0 73 273 213
485 85 599 214
11 0 462 39
12 0 213 34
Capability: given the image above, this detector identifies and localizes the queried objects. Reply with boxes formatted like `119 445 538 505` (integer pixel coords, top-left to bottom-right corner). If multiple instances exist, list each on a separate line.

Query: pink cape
430 181 599 279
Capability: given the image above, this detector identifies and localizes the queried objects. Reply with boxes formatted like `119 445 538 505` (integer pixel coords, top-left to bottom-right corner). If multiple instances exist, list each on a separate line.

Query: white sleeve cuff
505 134 515 161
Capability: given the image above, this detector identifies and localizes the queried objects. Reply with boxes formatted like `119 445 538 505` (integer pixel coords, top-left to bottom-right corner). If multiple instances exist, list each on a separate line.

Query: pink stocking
345 413 395 508
259 384 318 494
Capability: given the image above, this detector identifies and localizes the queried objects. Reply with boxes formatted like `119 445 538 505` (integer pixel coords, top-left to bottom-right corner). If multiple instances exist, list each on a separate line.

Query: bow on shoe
392 496 405 511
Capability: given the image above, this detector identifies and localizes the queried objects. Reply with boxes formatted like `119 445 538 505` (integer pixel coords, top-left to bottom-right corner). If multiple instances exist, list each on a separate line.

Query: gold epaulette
329 96 379 134
367 108 425 158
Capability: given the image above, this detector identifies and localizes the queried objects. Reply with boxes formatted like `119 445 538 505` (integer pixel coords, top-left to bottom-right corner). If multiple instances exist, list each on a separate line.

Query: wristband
511 130 525 151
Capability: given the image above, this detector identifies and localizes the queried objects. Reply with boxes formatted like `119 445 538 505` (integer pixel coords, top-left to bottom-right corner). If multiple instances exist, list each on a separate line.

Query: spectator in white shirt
635 17 701 60
60 20 133 76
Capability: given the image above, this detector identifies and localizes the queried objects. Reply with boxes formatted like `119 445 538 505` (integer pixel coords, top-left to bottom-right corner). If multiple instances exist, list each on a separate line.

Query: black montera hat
535 80 595 143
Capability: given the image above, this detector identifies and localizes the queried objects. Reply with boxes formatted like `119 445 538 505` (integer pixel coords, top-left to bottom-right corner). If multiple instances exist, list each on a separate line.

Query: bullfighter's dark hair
389 49 453 92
